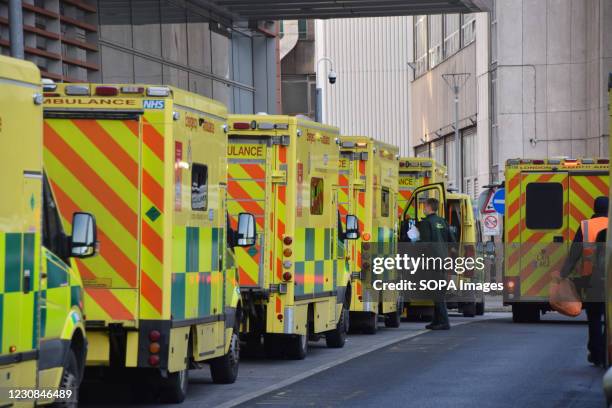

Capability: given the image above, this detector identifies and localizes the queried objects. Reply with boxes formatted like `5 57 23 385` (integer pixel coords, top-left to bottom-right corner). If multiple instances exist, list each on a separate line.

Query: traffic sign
482 214 501 236
492 188 505 214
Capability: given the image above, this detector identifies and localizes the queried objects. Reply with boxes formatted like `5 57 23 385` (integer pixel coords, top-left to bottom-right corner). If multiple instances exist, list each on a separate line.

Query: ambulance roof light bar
95 86 119 96
42 78 57 91
147 86 170 97
65 85 90 96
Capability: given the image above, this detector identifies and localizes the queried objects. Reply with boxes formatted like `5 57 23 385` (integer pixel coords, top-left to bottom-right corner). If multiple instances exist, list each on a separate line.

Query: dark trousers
433 300 449 326
585 302 605 365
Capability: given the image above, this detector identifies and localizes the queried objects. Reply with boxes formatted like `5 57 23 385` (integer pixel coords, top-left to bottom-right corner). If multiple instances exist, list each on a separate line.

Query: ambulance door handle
23 269 31 294
553 236 563 243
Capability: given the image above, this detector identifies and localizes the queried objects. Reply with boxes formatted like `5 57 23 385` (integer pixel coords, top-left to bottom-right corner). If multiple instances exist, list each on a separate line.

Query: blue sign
492 188 505 215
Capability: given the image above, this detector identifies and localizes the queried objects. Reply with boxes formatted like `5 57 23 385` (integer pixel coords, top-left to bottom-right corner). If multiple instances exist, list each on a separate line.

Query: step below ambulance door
399 182 446 242
514 172 569 298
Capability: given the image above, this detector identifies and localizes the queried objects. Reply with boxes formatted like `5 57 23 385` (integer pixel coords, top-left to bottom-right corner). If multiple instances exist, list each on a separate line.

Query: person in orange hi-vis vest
561 196 608 367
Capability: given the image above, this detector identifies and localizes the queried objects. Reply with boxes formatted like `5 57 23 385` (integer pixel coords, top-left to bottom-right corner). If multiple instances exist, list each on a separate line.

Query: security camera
328 70 337 85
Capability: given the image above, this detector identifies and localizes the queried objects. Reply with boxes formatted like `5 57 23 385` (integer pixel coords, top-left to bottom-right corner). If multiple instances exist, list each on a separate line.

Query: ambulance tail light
65 85 90 96
283 248 292 257
149 330 161 342
282 272 292 282
531 160 544 165
504 277 520 299
121 86 145 94
233 122 251 130
399 162 406 167
147 86 170 97
283 236 293 245
148 355 160 366
95 86 119 96
149 342 161 354
597 159 609 164
362 232 371 241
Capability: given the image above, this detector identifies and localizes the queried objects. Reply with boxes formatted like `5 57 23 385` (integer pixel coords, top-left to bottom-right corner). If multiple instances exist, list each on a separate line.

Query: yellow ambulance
397 158 448 218
504 157 609 322
0 56 97 406
227 114 349 359
338 137 401 333
43 83 255 402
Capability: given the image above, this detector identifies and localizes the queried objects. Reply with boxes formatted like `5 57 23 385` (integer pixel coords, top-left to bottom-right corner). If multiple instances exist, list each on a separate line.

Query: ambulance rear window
526 182 563 229
191 163 208 211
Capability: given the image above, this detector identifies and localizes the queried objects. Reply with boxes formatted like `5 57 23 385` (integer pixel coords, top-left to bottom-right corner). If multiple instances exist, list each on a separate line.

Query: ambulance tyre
362 312 378 335
326 307 348 348
385 306 402 329
159 369 189 404
53 349 79 408
476 301 485 316
284 334 308 360
462 302 476 317
210 330 240 384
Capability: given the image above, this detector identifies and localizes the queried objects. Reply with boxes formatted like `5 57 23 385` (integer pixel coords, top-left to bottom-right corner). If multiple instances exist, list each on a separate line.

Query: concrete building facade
410 0 612 195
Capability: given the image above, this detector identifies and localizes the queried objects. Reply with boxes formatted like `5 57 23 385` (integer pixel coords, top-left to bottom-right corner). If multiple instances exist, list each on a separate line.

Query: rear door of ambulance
227 135 275 289
44 107 144 325
507 171 569 300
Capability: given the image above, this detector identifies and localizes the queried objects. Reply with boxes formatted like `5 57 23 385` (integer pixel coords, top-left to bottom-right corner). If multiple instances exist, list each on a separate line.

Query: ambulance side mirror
345 215 360 240
236 213 256 247
70 212 98 258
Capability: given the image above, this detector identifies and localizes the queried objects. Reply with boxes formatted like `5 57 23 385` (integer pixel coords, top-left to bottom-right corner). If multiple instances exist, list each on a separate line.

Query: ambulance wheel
362 312 378 335
384 306 401 328
462 302 476 317
210 331 240 384
284 334 308 360
326 307 348 348
476 301 485 315
53 350 79 407
159 369 188 403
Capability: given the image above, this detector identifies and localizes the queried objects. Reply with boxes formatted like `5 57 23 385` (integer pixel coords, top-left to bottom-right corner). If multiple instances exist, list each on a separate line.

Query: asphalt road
238 314 605 408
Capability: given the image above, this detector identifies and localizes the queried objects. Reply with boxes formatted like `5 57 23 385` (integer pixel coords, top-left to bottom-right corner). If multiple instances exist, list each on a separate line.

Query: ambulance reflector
146 86 170 97
121 86 145 94
95 86 119 96
65 85 90 96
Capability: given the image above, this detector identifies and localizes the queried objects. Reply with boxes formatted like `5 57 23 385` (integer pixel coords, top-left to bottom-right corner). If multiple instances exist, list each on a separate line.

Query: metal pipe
454 87 461 192
9 0 24 59
315 57 334 123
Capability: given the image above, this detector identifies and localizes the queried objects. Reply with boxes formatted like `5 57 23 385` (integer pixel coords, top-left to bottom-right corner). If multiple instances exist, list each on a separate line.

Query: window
414 16 428 77
42 174 69 263
461 14 476 46
443 14 460 58
191 163 208 211
428 15 442 69
381 188 390 217
310 177 324 215
526 183 564 229
298 19 308 40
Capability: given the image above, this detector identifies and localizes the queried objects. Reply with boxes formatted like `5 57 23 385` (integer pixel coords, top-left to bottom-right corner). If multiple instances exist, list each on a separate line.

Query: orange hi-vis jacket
580 217 608 276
